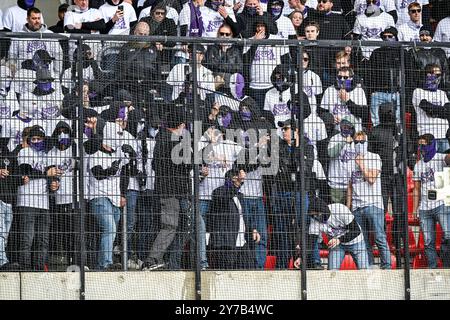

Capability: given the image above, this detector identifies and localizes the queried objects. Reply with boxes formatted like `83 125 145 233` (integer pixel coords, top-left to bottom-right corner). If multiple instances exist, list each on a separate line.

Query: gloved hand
105 159 122 176
122 144 137 158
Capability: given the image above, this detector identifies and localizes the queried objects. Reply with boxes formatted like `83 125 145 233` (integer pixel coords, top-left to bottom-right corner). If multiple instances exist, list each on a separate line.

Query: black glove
105 160 122 176
122 144 137 158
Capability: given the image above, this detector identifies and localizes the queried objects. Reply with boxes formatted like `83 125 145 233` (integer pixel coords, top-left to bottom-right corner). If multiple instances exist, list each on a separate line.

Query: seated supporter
0 64 20 120
138 0 180 25
49 3 69 33
268 0 296 39
236 0 278 38
353 0 397 21
2 0 44 33
289 10 304 39
201 0 238 38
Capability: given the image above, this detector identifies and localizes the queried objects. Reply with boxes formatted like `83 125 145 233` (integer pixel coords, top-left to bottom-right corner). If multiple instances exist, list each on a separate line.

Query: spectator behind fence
8 8 63 77
100 0 138 35
433 13 450 59
2 1 44 33
242 17 290 111
347 130 392 269
287 0 309 19
16 125 61 271
367 27 401 127
288 10 304 39
397 2 422 42
272 118 314 269
413 133 450 268
395 0 430 29
412 64 450 153
0 64 19 120
300 0 351 40
298 199 369 270
353 0 397 21
236 0 278 38
141 109 193 271
138 0 179 25
64 0 106 34
352 0 395 60
208 168 259 270
327 115 357 204
200 0 238 39
268 0 297 39
0 128 21 271
320 66 368 132
49 3 70 33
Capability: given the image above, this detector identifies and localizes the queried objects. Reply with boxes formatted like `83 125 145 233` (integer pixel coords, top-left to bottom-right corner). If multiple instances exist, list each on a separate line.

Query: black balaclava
18 0 35 11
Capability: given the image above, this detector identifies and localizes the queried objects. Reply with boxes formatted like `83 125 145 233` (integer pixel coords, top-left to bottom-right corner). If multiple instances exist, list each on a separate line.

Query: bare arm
347 182 353 211
356 155 380 185
413 180 421 218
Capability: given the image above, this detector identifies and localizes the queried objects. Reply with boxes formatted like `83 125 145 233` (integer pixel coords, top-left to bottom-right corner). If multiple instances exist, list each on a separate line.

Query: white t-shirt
120 129 142 192
320 85 367 132
395 0 429 27
294 70 323 114
433 17 450 58
304 113 327 158
101 121 128 152
88 148 129 207
64 7 103 33
61 65 96 93
99 2 137 35
198 137 242 200
143 138 156 191
275 15 296 39
166 63 215 101
17 147 49 210
353 12 395 59
47 146 75 205
349 151 384 211
309 203 364 246
263 87 291 135
200 5 236 38
233 195 246 247
328 135 357 189
412 88 449 139
354 0 396 16
3 116 37 152
244 35 289 89
397 21 422 41
240 167 263 198
2 5 45 32
413 153 447 211
413 153 447 214
139 5 179 25
0 9 4 30
19 89 64 120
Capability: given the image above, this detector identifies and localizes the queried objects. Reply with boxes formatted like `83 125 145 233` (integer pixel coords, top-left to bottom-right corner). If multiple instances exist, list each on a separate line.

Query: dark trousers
49 204 76 265
136 190 161 262
16 207 50 270
209 244 256 270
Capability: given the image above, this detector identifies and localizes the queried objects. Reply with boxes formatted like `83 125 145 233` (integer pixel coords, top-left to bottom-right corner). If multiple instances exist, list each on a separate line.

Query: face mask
118 106 127 120
365 4 381 17
419 140 437 163
31 140 45 152
37 82 53 92
246 6 257 16
275 79 284 91
218 112 232 128
340 124 355 138
424 74 441 91
84 127 93 138
355 142 368 155
58 133 71 147
24 0 35 9
230 73 245 100
336 78 353 91
271 8 282 17
240 110 252 121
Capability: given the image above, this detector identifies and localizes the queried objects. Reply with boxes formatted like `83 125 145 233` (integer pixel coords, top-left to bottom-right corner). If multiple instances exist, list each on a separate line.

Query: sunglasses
154 11 165 15
409 9 421 14
383 34 395 39
219 32 232 36
318 0 330 3
354 140 366 145
338 76 351 80
303 58 309 61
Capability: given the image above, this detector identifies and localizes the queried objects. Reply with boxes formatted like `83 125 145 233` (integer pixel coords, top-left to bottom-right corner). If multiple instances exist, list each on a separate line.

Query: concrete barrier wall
1 270 450 300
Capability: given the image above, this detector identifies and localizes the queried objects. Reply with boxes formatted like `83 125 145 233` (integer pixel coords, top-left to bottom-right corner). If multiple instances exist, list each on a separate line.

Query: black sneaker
0 262 21 271
141 258 165 271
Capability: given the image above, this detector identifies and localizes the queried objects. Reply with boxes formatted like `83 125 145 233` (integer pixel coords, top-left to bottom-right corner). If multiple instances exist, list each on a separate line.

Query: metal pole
400 47 411 301
296 44 307 301
76 37 86 301
122 206 128 271
191 43 201 301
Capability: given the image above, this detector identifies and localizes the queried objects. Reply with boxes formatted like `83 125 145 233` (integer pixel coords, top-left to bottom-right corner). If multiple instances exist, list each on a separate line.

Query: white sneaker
113 245 121 256
127 258 143 270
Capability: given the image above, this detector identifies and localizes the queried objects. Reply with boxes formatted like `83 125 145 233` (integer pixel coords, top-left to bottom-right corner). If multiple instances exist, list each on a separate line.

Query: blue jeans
272 192 309 269
242 197 267 269
328 240 370 270
353 206 391 269
419 204 450 269
370 91 400 127
125 190 139 254
199 200 210 269
0 200 13 266
90 197 121 269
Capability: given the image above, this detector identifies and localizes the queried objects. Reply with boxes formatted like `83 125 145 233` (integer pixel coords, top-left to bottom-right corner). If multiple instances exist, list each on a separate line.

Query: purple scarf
189 1 204 37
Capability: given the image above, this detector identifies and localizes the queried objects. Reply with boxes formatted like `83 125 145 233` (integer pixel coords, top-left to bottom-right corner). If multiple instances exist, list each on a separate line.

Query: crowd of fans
0 0 450 272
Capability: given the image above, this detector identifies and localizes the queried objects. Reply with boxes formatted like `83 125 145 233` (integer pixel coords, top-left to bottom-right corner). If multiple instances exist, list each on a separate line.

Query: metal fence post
400 47 412 300
76 36 87 301
191 42 202 300
296 44 307 301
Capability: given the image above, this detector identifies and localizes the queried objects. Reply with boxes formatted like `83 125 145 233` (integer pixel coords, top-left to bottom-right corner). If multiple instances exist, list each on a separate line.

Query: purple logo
0 105 10 117
254 48 275 61
272 103 290 116
332 104 350 115
420 167 435 183
339 149 357 163
351 169 364 184
363 27 382 39
26 41 47 54
206 20 223 33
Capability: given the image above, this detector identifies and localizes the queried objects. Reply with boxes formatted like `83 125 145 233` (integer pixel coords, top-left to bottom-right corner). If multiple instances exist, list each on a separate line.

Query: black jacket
203 44 244 78
207 183 254 249
301 9 351 40
236 9 278 38
116 42 159 81
368 46 402 94
152 128 192 197
0 145 21 205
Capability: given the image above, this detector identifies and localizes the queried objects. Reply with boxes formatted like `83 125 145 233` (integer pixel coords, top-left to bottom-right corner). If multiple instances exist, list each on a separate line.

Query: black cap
277 118 296 128
381 27 398 39
84 108 99 119
419 25 434 37
58 3 69 12
188 44 206 54
33 49 55 65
